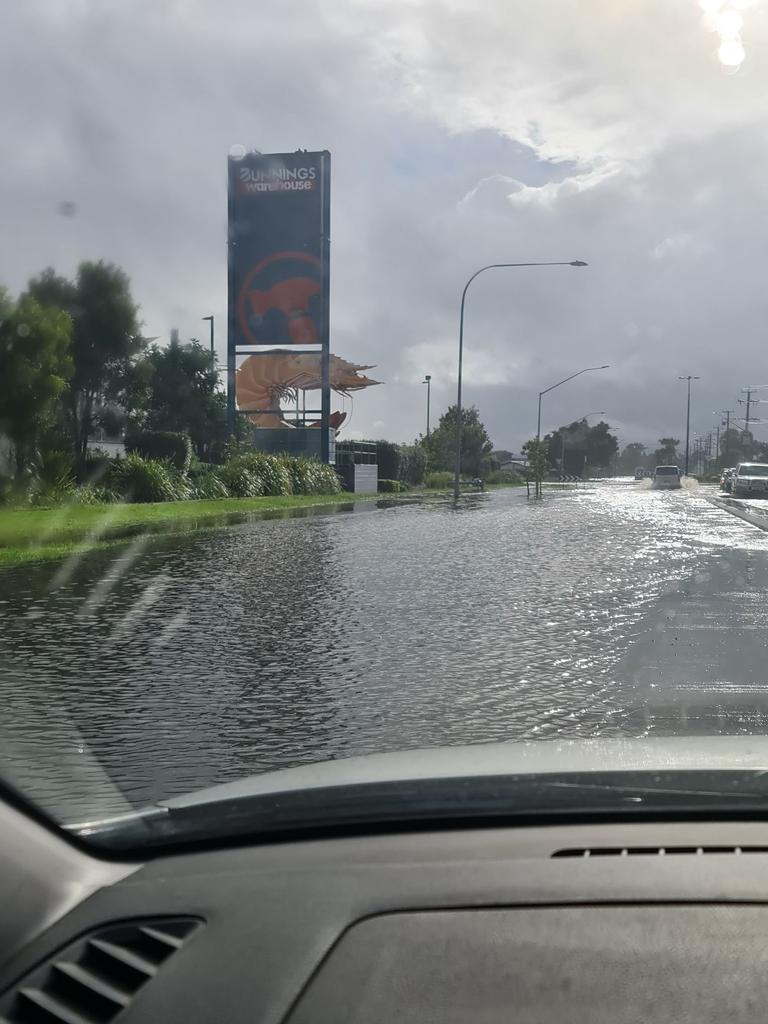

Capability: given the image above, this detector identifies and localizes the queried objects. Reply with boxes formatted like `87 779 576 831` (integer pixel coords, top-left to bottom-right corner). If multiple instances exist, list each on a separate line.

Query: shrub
282 456 342 495
82 448 114 485
486 469 522 485
37 449 75 486
378 478 407 493
0 475 17 506
398 444 428 486
425 471 453 489
313 461 342 494
70 485 120 505
125 430 192 473
373 440 401 480
222 452 292 496
219 459 265 498
29 475 76 508
188 463 230 499
110 452 183 503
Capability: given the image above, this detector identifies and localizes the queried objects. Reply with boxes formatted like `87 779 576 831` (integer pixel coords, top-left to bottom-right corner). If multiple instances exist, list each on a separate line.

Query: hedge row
377 479 408 493
18 450 342 507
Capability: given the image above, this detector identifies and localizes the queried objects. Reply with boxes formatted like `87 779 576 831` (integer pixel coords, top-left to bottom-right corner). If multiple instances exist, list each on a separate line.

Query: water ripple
2 481 768 820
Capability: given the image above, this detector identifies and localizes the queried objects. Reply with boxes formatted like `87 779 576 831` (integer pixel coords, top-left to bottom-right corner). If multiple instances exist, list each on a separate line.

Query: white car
731 462 768 498
652 465 682 489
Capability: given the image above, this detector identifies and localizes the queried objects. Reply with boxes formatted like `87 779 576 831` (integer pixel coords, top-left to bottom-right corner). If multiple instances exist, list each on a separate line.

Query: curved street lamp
536 365 610 441
453 260 588 502
422 374 432 436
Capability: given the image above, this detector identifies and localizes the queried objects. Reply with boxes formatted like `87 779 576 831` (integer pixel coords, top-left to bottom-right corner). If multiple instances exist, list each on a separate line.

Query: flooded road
2 479 768 821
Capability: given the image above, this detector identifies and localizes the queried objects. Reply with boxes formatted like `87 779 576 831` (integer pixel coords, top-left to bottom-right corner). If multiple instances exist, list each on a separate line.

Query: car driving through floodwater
651 465 682 490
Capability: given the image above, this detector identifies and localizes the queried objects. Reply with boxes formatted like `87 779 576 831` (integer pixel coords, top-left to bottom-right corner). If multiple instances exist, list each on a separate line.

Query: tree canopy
617 442 649 475
544 419 619 476
0 290 73 478
654 437 680 464
421 405 493 477
130 338 226 458
28 261 142 472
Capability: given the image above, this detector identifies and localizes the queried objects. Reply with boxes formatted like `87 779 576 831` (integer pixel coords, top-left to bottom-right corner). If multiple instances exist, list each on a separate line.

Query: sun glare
718 37 747 63
700 0 755 69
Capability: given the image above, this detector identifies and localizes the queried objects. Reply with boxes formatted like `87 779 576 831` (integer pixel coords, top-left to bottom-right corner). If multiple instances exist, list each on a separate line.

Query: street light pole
202 315 215 362
422 375 432 436
536 366 610 441
678 375 700 476
453 260 588 503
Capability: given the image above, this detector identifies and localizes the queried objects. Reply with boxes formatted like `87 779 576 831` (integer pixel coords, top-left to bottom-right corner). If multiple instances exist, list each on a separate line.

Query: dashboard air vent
0 917 201 1024
552 845 768 858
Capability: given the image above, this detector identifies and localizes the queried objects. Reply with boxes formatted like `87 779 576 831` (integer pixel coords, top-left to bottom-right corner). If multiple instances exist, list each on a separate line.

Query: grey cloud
1 0 766 455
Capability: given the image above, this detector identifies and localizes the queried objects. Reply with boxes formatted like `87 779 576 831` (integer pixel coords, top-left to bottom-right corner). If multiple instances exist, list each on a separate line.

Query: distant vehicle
720 467 736 493
731 463 768 498
652 465 682 489
634 467 646 481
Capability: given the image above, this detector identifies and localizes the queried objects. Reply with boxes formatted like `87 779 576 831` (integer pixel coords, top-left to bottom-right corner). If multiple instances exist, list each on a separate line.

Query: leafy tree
617 442 649 475
522 437 549 498
28 262 142 474
654 437 679 465
545 419 619 477
0 289 73 478
421 405 493 476
719 428 753 467
131 338 225 458
586 420 619 471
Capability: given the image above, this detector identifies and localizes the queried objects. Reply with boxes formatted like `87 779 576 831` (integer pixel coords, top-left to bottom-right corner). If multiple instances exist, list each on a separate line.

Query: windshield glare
3 0 768 846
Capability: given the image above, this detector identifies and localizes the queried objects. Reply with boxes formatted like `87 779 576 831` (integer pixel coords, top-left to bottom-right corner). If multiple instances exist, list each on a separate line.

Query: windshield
3 0 768 849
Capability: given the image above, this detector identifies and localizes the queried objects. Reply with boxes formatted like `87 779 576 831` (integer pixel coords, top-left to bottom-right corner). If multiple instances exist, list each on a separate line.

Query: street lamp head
423 375 431 383
570 260 589 267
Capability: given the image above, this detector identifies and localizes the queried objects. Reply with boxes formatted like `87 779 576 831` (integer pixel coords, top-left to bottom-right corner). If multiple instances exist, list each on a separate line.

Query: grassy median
0 493 374 567
0 483 531 567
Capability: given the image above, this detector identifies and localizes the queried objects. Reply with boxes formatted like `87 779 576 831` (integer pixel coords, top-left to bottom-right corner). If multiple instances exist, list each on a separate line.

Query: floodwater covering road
2 479 768 819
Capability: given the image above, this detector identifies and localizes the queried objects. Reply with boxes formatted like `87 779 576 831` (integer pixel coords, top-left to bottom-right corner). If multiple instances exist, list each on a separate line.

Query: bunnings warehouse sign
228 150 330 350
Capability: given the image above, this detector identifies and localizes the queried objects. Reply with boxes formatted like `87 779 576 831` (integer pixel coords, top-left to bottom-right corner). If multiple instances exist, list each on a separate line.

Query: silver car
652 465 682 489
731 462 768 498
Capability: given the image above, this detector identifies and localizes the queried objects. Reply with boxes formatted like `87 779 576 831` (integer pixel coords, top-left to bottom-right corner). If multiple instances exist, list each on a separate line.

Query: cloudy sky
2 0 768 452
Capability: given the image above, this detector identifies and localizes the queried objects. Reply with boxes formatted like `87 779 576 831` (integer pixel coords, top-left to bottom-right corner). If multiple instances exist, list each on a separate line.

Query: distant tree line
615 431 768 476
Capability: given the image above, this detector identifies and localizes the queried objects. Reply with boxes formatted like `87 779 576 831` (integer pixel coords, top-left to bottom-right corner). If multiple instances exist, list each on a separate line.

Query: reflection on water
2 482 768 819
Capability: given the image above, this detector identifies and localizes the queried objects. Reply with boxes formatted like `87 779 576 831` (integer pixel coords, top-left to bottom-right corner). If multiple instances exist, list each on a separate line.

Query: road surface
1 478 768 817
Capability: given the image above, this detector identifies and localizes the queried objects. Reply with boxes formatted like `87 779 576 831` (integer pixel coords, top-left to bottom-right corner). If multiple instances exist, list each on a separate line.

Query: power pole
721 409 734 466
678 375 700 476
739 388 752 458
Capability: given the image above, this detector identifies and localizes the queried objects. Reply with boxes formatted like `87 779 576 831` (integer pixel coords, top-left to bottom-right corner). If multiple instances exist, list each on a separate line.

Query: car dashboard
5 799 768 1023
